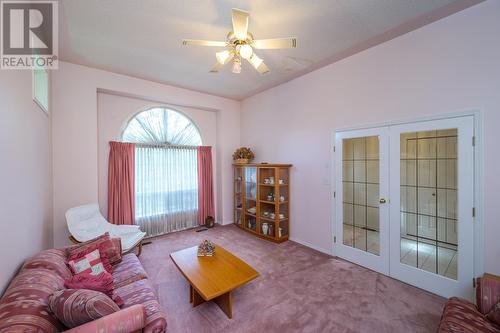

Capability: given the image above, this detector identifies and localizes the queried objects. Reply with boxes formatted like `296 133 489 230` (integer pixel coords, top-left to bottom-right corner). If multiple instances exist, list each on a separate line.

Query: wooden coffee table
170 244 259 319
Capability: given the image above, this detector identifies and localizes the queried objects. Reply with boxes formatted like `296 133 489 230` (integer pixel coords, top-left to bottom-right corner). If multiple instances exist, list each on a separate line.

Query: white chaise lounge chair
66 203 146 255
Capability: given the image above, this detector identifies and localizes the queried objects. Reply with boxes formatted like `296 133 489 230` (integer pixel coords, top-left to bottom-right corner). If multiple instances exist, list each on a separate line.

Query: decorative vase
268 224 275 237
235 158 250 164
262 223 269 235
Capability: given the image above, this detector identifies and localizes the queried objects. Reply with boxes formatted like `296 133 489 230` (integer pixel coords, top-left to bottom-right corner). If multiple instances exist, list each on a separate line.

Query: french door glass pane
342 136 380 255
245 167 257 231
400 129 458 280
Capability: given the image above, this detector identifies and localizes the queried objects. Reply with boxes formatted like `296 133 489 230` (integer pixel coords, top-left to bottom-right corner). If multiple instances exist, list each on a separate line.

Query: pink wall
0 71 52 292
52 62 240 247
241 1 500 274
97 92 218 218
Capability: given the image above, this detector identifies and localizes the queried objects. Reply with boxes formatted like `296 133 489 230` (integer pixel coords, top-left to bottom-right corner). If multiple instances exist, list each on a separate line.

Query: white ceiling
59 0 480 100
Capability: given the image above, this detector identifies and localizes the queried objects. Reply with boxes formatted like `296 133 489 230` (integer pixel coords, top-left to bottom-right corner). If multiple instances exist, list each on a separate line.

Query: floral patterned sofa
438 274 500 333
0 247 166 333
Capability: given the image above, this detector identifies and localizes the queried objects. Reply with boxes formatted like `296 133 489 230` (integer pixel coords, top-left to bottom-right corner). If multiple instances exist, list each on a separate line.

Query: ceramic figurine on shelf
269 176 275 184
280 195 285 202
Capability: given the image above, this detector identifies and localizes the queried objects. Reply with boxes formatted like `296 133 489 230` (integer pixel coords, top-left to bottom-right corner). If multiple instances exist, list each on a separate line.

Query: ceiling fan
182 8 297 74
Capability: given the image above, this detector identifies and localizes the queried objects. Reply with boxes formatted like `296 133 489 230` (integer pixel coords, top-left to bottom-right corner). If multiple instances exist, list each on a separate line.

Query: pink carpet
139 224 445 333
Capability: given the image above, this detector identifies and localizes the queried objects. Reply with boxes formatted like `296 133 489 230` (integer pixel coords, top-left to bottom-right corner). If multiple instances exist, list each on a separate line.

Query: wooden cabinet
233 163 291 243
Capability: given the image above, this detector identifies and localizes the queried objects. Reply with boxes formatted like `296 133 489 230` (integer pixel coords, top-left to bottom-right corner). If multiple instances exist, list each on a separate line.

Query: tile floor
343 224 457 279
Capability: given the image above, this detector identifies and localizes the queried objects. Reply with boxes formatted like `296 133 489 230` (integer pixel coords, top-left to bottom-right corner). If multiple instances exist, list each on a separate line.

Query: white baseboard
289 237 332 256
224 224 332 256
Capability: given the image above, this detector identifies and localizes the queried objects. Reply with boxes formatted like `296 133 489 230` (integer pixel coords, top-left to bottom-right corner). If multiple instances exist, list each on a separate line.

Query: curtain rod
132 142 200 149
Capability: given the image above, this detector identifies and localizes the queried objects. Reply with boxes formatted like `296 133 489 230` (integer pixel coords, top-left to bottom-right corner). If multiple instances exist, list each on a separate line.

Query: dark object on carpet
205 216 215 228
142 240 152 246
196 228 208 232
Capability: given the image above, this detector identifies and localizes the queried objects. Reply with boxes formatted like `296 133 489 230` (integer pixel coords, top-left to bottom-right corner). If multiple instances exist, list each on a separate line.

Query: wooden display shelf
261 200 288 205
233 163 291 243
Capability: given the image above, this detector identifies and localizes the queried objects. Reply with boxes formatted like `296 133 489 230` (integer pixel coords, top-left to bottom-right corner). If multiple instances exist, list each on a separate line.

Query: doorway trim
330 110 484 281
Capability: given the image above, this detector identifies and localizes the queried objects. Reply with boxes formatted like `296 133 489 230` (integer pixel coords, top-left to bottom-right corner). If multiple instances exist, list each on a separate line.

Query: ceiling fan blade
253 37 297 49
232 8 249 40
256 62 270 75
182 39 227 47
209 62 225 73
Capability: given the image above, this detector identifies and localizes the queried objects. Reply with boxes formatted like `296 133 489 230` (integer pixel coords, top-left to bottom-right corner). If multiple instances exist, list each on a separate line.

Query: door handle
379 198 387 204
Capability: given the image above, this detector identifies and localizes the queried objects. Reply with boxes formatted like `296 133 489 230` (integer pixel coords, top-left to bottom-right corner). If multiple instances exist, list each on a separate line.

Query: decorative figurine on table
197 240 215 257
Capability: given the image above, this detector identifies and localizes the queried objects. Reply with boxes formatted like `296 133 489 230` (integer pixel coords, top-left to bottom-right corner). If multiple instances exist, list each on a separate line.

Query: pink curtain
108 141 135 225
197 146 215 225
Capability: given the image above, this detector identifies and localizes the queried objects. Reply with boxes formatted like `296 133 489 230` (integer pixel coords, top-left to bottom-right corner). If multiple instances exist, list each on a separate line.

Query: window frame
32 66 50 115
120 106 203 146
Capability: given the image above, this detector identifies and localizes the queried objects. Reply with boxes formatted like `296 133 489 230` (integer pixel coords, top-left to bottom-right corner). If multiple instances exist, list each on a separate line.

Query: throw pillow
68 247 107 276
65 271 114 298
69 233 121 265
99 237 122 265
48 289 120 328
68 244 113 274
486 302 500 326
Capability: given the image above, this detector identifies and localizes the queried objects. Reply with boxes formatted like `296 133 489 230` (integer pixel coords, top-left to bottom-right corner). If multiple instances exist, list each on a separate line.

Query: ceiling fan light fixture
216 50 231 64
232 58 242 74
249 53 263 69
182 8 297 74
239 44 253 59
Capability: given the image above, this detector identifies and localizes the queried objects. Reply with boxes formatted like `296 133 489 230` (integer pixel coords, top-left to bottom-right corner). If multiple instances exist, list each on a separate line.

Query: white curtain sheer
122 107 202 237
135 145 198 237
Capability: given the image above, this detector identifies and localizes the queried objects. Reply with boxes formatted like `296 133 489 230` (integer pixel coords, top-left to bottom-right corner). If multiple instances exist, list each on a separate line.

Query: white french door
389 117 474 299
335 128 390 275
335 116 475 299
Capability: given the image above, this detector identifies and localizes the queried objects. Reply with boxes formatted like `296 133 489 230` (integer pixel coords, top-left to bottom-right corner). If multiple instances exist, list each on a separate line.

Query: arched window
122 107 202 146
122 107 201 237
